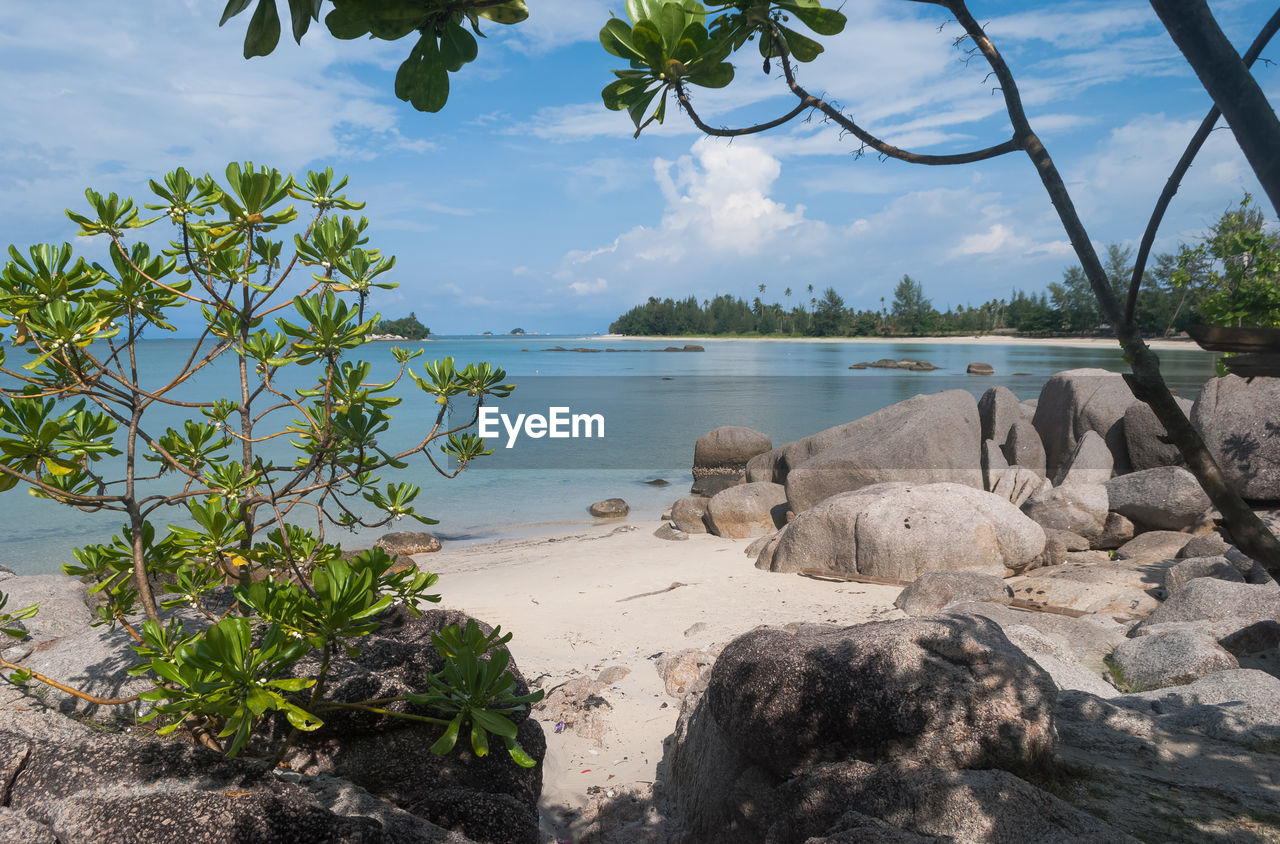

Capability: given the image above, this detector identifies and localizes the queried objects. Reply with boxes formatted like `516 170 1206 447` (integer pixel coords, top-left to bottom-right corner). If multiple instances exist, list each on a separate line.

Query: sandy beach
426 520 905 841
595 333 1207 352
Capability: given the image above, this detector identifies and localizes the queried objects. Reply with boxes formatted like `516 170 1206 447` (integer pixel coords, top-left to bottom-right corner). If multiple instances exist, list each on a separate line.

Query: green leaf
688 61 733 89
243 0 282 58
286 0 323 42
395 34 450 113
656 2 686 50
630 20 666 69
439 22 479 73
504 735 538 768
431 714 463 755
778 1 846 36
220 0 253 26
477 1 528 25
470 707 518 739
600 18 643 61
777 23 823 63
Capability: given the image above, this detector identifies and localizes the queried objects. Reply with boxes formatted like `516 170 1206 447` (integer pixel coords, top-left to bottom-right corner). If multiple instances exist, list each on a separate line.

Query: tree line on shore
611 198 1279 338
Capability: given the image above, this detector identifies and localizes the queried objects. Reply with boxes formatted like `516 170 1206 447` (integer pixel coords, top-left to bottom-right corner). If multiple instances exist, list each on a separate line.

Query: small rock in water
643 478 671 486
589 498 629 518
967 361 995 375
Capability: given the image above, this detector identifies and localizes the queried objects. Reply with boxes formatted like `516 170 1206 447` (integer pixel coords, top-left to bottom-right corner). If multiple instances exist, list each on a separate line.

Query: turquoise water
0 335 1216 575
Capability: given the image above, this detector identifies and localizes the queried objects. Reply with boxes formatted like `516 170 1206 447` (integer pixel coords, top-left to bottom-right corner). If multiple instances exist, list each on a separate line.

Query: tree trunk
1150 0 1280 215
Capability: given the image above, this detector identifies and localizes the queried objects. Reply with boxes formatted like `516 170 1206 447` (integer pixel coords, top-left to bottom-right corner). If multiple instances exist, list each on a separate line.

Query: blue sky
0 0 1276 334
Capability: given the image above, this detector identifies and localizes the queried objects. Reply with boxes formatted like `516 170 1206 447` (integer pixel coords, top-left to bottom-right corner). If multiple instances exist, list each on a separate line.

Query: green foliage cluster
0 163 540 767
375 312 430 339
1173 195 1280 328
220 0 529 112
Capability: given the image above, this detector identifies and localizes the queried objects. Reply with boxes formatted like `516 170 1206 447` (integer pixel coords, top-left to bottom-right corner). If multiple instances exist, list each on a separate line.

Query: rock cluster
653 368 1280 840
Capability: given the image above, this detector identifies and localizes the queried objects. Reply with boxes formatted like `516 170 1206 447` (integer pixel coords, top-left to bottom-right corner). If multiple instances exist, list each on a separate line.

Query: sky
0 0 1277 335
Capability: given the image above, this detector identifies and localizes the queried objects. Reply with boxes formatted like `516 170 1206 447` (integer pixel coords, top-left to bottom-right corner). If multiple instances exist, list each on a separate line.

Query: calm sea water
0 335 1216 575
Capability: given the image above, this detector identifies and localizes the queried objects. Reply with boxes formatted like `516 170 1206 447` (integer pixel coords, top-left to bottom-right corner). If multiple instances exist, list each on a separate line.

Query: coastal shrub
0 163 541 766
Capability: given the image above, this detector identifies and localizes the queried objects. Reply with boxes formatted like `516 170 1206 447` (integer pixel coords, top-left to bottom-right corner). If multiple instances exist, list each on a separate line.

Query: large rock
1033 369 1138 479
1104 466 1212 531
1123 395 1194 470
264 607 545 844
691 426 772 496
989 464 1044 508
1114 530 1192 562
1001 416 1047 478
1131 577 1280 634
1021 482 1109 540
703 482 788 539
0 575 92 646
762 482 1045 580
670 496 710 534
1005 558 1175 616
1192 374 1280 501
771 761 1137 844
665 616 1061 841
980 438 1009 492
375 530 442 557
1052 429 1114 487
1109 629 1239 690
703 615 1056 776
588 498 628 518
1108 669 1280 747
783 390 983 513
893 571 1012 617
1163 555 1244 593
0 730 469 843
978 385 1020 444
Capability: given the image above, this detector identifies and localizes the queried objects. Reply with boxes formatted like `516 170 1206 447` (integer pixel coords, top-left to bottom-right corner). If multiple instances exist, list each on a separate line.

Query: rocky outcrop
848 358 938 371
259 607 545 844
1131 578 1280 635
1104 466 1212 531
703 482 788 538
670 496 710 534
666 615 1070 842
1053 429 1114 486
1021 482 1109 541
1123 395 1194 470
1001 416 1047 477
772 761 1136 844
1005 558 1174 616
0 730 471 843
966 361 995 375
1192 374 1280 501
1114 530 1193 562
691 426 772 496
761 482 1045 579
893 571 1012 617
978 385 1021 444
1110 629 1239 690
1032 368 1137 479
783 390 983 512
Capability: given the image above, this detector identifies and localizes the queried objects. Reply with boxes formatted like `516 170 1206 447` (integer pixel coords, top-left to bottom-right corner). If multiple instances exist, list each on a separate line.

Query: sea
1 335 1217 576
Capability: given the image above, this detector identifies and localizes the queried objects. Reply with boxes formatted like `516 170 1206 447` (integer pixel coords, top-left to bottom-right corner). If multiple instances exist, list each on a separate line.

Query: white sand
424 521 904 840
593 334 1207 352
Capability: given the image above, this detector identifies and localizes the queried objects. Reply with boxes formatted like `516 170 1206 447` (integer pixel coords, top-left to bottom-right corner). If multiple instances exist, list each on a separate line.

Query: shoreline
594 333 1208 352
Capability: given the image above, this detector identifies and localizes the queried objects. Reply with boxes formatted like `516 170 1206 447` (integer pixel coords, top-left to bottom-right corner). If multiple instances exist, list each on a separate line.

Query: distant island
609 244 1214 339
510 328 526 335
374 312 430 340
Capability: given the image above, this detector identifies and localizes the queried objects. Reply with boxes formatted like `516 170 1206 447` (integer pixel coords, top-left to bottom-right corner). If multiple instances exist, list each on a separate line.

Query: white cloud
952 223 1028 256
0 3 426 221
570 278 609 295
